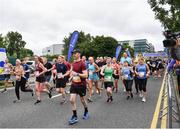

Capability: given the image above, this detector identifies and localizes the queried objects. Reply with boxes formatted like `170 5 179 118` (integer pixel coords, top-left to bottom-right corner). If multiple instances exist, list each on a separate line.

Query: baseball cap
72 49 81 54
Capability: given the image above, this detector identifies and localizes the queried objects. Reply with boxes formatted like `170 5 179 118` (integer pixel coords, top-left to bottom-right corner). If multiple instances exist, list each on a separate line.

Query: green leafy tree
148 0 180 31
5 31 26 58
20 48 34 58
0 34 5 48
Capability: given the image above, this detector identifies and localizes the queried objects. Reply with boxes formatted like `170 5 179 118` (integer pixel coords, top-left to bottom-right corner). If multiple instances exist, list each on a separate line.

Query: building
118 40 135 48
42 44 64 56
119 39 155 54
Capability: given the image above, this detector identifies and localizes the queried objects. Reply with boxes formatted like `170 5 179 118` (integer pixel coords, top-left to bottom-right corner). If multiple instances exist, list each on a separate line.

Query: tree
63 31 92 56
62 31 119 58
0 34 5 48
5 31 26 58
148 0 180 31
20 48 34 58
92 36 118 57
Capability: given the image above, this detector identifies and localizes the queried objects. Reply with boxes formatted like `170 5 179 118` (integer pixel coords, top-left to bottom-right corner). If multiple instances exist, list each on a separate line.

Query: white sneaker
142 97 146 102
139 93 143 98
123 88 126 92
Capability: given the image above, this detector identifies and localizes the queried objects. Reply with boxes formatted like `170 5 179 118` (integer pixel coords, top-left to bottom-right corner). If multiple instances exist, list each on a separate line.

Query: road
0 76 178 128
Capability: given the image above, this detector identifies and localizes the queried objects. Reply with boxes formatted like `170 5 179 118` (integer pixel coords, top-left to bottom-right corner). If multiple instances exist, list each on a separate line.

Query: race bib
152 64 156 67
139 72 145 77
57 73 63 79
72 76 81 83
89 71 93 76
105 76 112 82
124 74 128 79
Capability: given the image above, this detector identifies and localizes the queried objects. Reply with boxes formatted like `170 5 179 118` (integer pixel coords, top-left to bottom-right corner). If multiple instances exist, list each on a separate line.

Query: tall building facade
42 44 64 56
118 39 155 53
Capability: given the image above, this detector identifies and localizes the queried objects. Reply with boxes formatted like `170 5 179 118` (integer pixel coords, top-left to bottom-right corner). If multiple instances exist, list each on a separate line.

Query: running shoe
34 100 41 105
1 89 7 93
82 112 89 120
107 97 110 102
123 88 126 92
142 97 146 102
87 98 93 103
60 99 67 105
69 116 78 125
13 99 21 103
109 96 113 102
126 96 130 100
48 91 52 98
131 93 133 98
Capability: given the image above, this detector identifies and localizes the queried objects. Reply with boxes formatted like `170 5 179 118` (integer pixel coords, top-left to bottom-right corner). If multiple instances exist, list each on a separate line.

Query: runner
21 59 30 87
34 56 52 105
112 57 120 93
135 58 150 102
132 59 139 94
120 52 132 92
13 59 34 103
151 57 157 78
1 58 13 93
68 49 89 125
53 55 69 104
43 57 53 90
121 61 134 100
155 57 164 77
87 56 101 102
101 57 114 102
97 57 106 89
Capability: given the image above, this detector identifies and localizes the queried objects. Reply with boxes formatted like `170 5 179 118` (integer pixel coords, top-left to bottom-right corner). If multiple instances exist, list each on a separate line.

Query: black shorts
124 80 133 91
113 74 119 79
70 85 86 97
45 75 51 82
4 74 10 81
56 79 66 88
104 82 113 89
36 76 45 83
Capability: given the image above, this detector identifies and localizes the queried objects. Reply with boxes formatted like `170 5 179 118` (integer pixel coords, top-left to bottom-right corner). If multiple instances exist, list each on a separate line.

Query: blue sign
126 48 131 58
67 31 79 61
143 52 167 57
0 48 7 74
115 45 122 59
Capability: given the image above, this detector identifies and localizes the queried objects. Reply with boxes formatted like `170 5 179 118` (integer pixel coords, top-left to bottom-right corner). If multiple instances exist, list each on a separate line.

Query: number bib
35 71 39 77
57 73 63 79
72 76 82 83
139 72 145 77
105 76 112 82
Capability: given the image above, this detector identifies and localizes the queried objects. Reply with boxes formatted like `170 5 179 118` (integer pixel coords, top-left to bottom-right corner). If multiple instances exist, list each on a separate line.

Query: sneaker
110 96 113 102
60 99 67 105
123 88 126 92
107 97 110 102
142 97 146 102
83 112 89 120
34 100 41 105
13 99 21 103
69 116 78 125
139 93 143 98
130 93 133 98
1 89 7 93
48 91 52 98
126 96 130 100
87 98 93 103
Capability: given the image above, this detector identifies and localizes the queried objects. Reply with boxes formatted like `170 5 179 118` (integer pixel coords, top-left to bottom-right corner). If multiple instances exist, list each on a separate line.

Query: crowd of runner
0 49 166 125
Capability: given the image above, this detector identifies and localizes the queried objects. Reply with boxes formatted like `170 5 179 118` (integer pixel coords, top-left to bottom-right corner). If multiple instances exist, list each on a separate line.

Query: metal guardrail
160 70 180 128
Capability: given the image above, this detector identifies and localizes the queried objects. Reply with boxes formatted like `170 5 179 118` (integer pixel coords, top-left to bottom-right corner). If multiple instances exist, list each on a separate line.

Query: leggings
124 80 133 92
134 77 139 93
15 77 33 100
138 78 147 92
177 75 180 95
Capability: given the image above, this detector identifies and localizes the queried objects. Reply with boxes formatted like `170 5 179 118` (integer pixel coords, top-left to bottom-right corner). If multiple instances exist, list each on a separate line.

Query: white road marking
51 94 62 98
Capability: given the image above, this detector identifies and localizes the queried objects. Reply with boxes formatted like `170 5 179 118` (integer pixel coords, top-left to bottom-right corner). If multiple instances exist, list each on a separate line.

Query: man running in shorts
68 49 89 125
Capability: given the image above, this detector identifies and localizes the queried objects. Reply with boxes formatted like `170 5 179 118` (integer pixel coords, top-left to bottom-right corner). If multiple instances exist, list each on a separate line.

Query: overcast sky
0 0 165 55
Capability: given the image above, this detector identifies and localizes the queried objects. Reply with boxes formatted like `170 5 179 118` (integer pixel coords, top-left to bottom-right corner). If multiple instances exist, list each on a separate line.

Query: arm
146 64 150 76
94 63 100 72
100 66 105 76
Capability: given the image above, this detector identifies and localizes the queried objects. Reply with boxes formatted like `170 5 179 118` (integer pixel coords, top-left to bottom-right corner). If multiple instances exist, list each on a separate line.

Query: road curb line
150 72 166 129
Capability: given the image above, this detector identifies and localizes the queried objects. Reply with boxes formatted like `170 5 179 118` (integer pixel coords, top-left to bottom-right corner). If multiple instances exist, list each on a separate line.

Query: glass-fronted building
134 39 150 53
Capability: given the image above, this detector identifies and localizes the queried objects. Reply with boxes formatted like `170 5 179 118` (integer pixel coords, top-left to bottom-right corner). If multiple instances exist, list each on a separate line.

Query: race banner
115 45 122 59
67 31 79 61
0 48 7 74
126 48 131 58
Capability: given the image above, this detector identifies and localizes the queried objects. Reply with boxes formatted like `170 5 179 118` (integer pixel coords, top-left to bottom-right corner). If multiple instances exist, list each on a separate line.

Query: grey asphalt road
0 77 164 128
